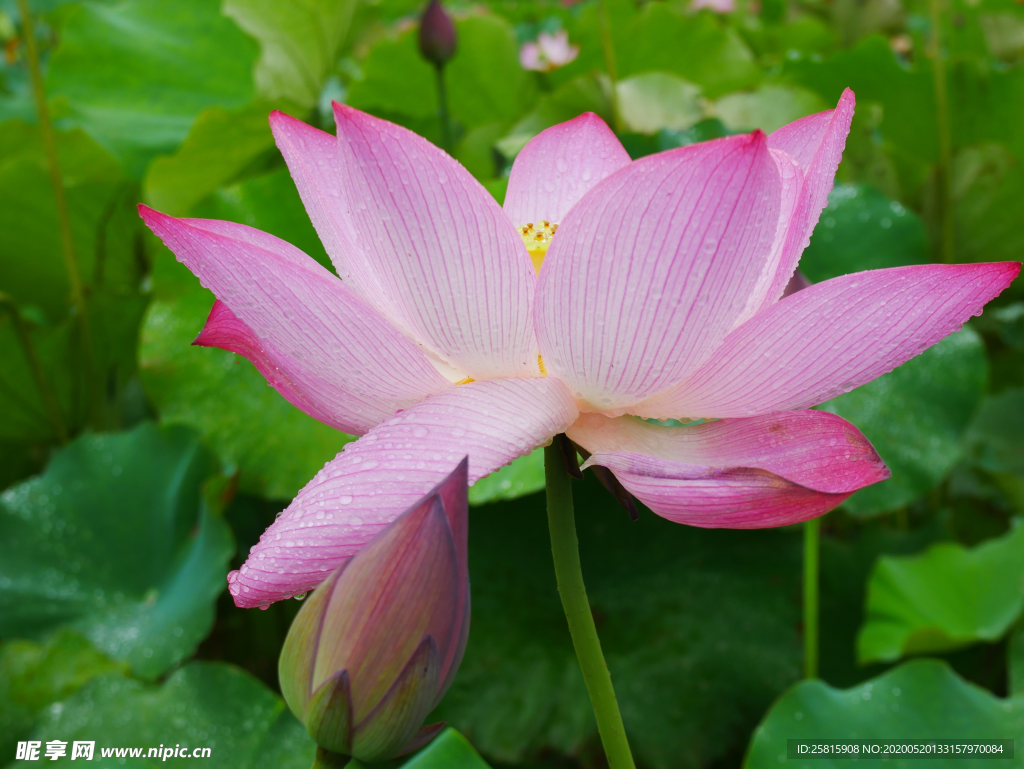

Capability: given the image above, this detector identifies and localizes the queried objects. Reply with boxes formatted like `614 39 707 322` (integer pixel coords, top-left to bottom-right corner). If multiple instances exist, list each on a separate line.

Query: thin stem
0 295 67 443
17 0 100 421
597 0 623 133
544 442 635 769
434 63 453 154
927 0 955 264
803 517 820 679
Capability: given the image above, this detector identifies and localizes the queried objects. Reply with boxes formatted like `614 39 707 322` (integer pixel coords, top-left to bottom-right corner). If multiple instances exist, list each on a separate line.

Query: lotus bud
279 458 470 764
418 0 457 67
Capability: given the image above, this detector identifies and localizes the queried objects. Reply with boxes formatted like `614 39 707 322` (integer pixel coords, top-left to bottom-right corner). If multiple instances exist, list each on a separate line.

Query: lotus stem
544 441 635 769
803 516 820 679
434 63 453 154
18 0 100 424
927 0 955 264
597 0 623 133
0 294 67 444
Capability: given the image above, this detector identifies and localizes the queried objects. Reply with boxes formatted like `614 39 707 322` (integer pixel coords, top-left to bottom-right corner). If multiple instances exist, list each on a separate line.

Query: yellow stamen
455 376 475 385
537 355 547 376
518 220 559 273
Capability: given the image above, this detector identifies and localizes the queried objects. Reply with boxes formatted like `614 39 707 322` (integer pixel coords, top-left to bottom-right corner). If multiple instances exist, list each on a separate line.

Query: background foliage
0 0 1022 766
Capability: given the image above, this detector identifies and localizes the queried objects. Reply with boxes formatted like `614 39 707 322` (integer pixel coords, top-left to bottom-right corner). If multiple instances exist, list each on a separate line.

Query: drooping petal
536 131 782 410
736 88 856 321
140 207 452 435
333 104 538 380
229 377 579 608
503 113 631 227
567 410 888 495
269 111 392 316
582 452 849 528
635 262 1021 419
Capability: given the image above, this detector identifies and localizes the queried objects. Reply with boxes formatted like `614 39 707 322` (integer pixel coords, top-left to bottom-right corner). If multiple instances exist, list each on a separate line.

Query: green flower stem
0 294 67 443
17 0 100 423
927 0 955 264
544 442 636 769
434 63 453 154
597 0 623 133
803 517 820 679
310 747 350 769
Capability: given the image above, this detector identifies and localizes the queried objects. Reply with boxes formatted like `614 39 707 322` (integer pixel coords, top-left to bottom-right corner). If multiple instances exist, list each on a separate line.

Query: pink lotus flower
139 89 1019 608
520 30 580 73
279 459 469 761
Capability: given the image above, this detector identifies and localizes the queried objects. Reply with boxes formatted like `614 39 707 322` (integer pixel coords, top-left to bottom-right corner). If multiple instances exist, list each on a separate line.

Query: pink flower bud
278 459 470 762
418 0 457 66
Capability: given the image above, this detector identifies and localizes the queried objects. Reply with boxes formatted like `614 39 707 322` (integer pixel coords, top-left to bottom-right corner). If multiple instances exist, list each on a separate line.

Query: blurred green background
1 0 1023 766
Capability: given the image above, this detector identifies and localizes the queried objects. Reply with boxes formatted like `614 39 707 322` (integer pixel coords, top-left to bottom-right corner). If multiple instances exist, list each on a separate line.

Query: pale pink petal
269 111 392 316
504 113 632 228
738 88 856 320
334 105 538 380
519 42 542 71
140 207 452 435
567 410 888 495
635 262 1021 419
583 452 847 528
732 149 802 327
194 300 393 433
228 377 579 608
536 132 782 411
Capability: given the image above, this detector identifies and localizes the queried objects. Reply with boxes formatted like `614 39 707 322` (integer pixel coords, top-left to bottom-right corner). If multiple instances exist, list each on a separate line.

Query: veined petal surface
635 262 1021 419
229 377 578 608
582 452 851 528
140 207 452 435
742 88 856 320
269 111 392 316
503 113 632 227
334 104 538 380
535 131 782 411
567 410 888 495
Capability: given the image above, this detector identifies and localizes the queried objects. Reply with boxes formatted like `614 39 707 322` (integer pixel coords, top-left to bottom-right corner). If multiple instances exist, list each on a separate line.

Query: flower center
518 221 558 273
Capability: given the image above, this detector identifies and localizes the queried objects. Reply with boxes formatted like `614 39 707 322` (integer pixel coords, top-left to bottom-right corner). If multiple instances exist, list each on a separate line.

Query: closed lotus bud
418 0 457 66
279 458 470 763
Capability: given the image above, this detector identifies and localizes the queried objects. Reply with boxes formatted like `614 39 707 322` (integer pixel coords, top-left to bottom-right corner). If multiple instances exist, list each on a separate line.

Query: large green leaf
561 0 760 98
0 630 124 761
953 143 1024 276
434 474 802 769
784 36 936 165
712 85 826 133
8 662 315 769
965 388 1024 477
142 103 281 217
223 0 357 109
0 121 138 323
468 449 545 506
799 183 930 284
744 660 1024 768
46 0 258 177
0 423 233 679
819 328 988 517
140 240 348 500
857 522 1024 663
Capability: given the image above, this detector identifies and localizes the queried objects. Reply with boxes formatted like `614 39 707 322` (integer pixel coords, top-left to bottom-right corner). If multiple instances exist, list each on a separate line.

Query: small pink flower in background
693 0 735 12
520 30 580 72
140 88 1020 609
